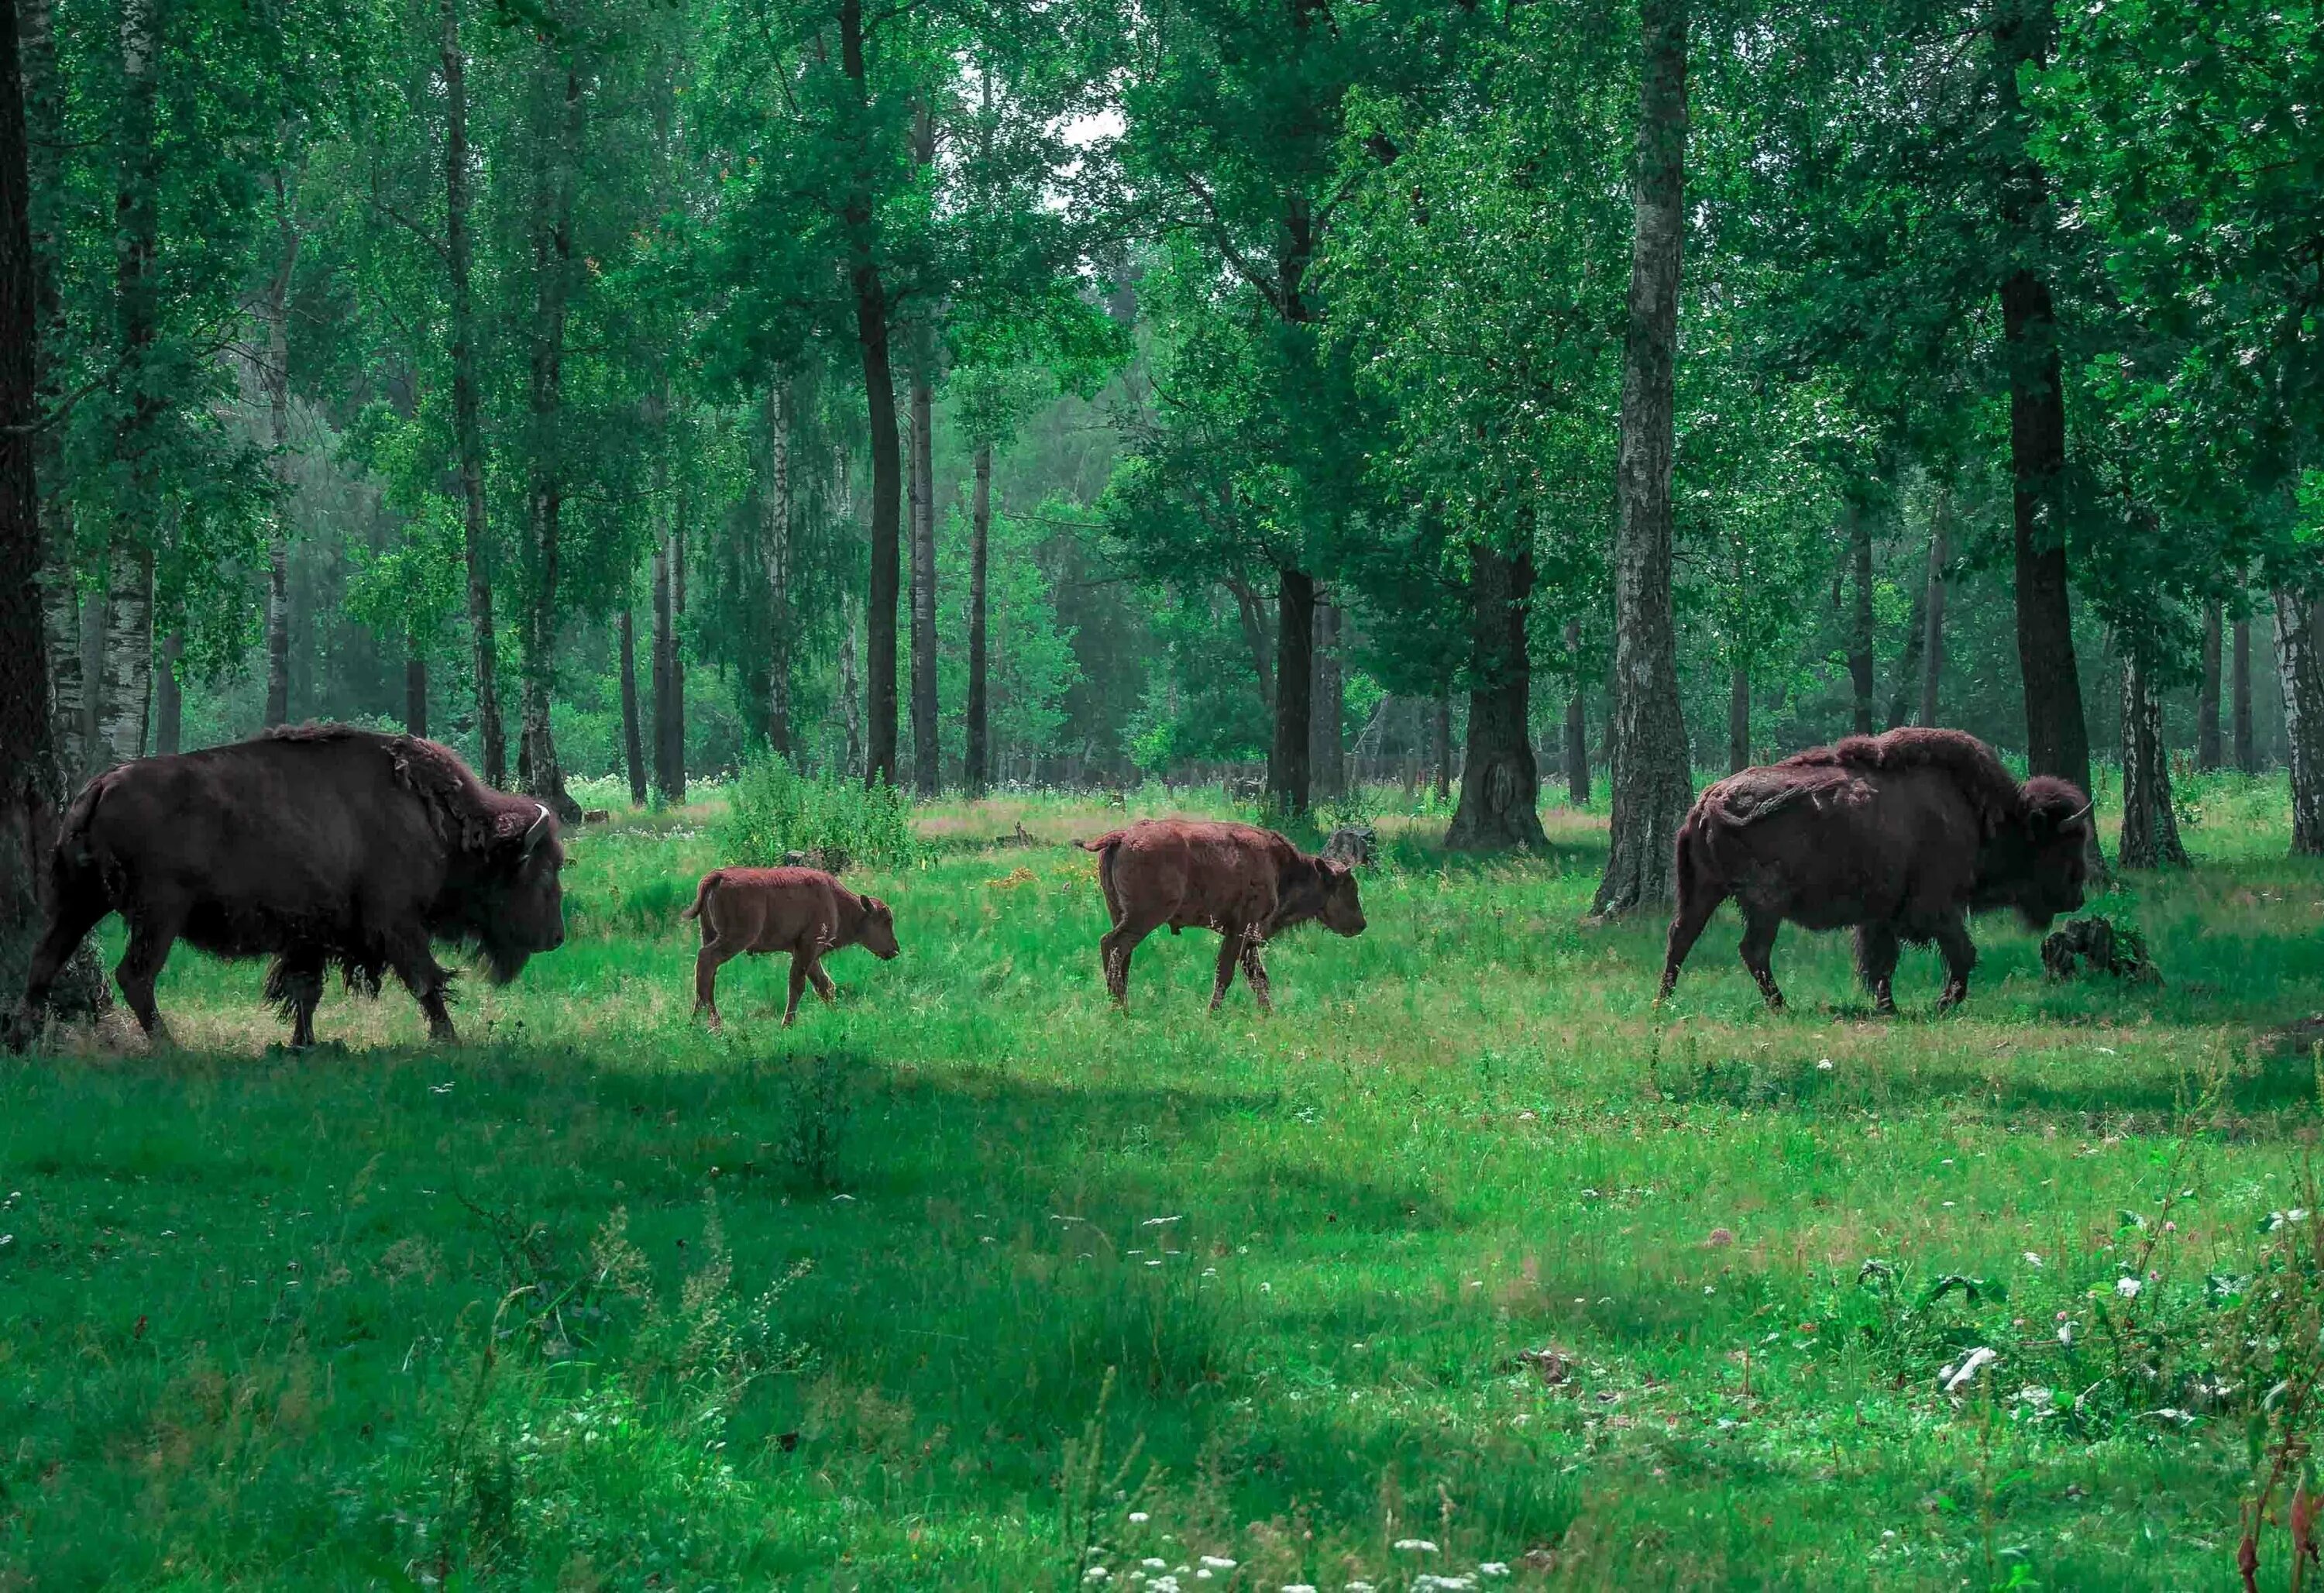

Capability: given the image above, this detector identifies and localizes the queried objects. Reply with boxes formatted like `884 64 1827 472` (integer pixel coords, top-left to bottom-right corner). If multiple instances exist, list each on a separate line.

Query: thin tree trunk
840 0 901 790
22 0 76 783
2198 598 2223 770
1433 693 1452 803
1728 662 1750 773
1847 497 1875 735
2234 607 2256 772
405 648 427 736
1226 574 1275 712
839 602 863 779
440 0 502 786
152 629 179 754
619 604 645 806
1919 490 1949 726
1594 0 1695 916
908 355 937 794
2274 590 2324 854
965 440 990 793
260 169 298 728
763 380 793 759
1448 544 1547 849
1268 566 1315 814
97 546 150 767
1563 620 1590 804
77 584 100 758
1993 0 2092 801
514 50 581 821
1311 594 1343 800
2117 652 2187 868
101 0 156 774
648 389 682 800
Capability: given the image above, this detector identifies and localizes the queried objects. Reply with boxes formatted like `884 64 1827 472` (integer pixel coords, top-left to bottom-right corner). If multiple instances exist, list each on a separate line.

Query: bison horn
2065 799 2094 827
522 803 553 856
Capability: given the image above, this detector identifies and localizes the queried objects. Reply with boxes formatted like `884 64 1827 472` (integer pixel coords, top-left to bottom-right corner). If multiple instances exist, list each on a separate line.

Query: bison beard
16 724 566 1048
1656 728 2091 1013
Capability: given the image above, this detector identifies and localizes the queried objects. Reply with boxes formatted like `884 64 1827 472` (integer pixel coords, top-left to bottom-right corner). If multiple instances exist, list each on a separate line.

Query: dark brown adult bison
1075 818 1366 1012
18 725 566 1048
1659 728 2092 1013
680 866 899 1030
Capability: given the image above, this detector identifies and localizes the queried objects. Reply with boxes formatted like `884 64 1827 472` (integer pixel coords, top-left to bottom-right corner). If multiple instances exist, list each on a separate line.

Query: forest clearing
8 777 2324 1590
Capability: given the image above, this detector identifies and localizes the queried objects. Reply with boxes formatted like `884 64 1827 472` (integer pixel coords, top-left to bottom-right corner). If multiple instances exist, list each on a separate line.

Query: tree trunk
1268 567 1315 814
1728 662 1750 773
101 0 156 773
77 584 100 758
260 169 298 728
1433 693 1452 803
97 546 149 768
152 629 180 755
1993 0 2092 801
2233 608 2256 772
613 604 641 805
839 601 863 779
763 380 793 759
1847 498 1875 735
22 0 77 783
1594 0 1695 917
2117 652 2187 868
965 440 990 793
2198 598 2223 770
514 51 581 823
1448 545 1547 849
1311 594 1343 800
1919 492 1949 726
908 354 937 794
840 0 901 791
2276 591 2324 854
1563 621 1590 805
405 649 427 737
440 0 502 786
1226 574 1275 713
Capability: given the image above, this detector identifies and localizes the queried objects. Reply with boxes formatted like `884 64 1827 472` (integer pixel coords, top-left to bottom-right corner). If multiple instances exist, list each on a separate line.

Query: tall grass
716 753 927 869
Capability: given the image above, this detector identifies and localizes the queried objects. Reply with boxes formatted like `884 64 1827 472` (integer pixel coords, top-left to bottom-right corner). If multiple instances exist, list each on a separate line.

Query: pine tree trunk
1563 621 1590 804
405 649 427 736
2276 591 2324 854
440 0 502 786
1919 492 1949 726
514 50 581 822
97 546 150 768
763 380 792 759
1594 0 1695 916
152 629 180 755
1847 498 1875 735
908 355 937 794
1448 545 1547 849
2117 652 2187 868
2198 598 2223 770
1311 594 1343 800
1993 0 2092 800
840 0 901 791
966 440 990 793
619 604 645 805
2234 609 2256 772
1268 567 1315 814
1434 693 1452 803
261 170 297 728
1728 663 1750 772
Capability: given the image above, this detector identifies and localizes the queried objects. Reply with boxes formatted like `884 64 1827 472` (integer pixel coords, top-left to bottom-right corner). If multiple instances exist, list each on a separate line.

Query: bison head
1979 776 2093 932
475 804 567 981
1315 858 1367 937
858 894 901 960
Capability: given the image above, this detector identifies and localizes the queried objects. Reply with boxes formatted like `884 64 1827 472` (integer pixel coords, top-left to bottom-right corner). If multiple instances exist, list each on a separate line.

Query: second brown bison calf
681 867 899 1030
1077 819 1366 1011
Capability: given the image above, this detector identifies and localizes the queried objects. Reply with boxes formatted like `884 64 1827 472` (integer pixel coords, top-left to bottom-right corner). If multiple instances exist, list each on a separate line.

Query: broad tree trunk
841 0 901 791
405 649 427 736
1594 0 1695 916
2275 591 2324 854
1448 545 1547 849
908 355 937 794
965 441 991 792
1847 498 1875 735
1433 693 1452 803
2117 652 2187 868
1311 594 1343 800
1563 619 1590 804
1728 663 1750 773
441 0 502 785
260 169 298 728
1993 0 2092 800
763 380 793 759
1919 494 1949 726
617 604 644 805
77 587 100 757
152 629 180 754
1268 567 1315 814
514 52 581 822
2234 609 2257 772
2198 598 2223 769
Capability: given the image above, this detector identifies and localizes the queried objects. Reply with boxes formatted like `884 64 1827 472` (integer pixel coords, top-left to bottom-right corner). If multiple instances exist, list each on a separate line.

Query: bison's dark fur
1659 728 2092 1013
19 725 566 1047
1075 818 1366 1011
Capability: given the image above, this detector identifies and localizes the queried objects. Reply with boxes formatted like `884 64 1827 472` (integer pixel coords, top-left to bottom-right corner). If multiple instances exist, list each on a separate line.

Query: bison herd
9 723 2095 1048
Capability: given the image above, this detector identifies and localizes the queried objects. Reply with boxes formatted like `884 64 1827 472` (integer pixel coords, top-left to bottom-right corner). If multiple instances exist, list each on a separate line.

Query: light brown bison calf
680 867 899 1030
1075 819 1365 1012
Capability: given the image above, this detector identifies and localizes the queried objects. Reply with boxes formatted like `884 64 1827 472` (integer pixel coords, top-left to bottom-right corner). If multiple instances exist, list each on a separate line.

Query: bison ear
1319 858 1348 882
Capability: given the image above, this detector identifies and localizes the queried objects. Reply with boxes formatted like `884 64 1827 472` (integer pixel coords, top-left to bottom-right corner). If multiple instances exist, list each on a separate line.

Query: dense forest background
12 0 2323 862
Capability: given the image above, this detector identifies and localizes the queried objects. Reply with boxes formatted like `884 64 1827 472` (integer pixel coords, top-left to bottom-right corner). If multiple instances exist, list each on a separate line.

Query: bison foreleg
806 956 837 1002
1738 910 1785 1012
17 889 110 1044
1238 936 1273 1013
1934 916 1976 1011
1855 924 1901 1017
386 938 458 1043
783 950 812 1026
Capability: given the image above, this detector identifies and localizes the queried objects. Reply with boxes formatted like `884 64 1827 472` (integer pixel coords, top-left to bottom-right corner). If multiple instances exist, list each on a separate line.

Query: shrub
716 754 927 869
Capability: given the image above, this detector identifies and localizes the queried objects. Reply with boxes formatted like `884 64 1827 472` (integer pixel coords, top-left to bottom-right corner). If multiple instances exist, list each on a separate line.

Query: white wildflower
1129 1512 1151 1524
1143 1559 1168 1571
2116 1277 2143 1299
2058 1319 2076 1347
1941 1345 1997 1394
2023 1252 2043 1268
1086 1569 1112 1583
1817 1058 1834 1071
1394 1540 1440 1553
1200 1558 1236 1571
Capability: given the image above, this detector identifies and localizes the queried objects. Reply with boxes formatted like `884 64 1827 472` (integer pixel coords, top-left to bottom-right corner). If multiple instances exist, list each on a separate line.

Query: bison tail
1071 830 1126 854
679 871 723 922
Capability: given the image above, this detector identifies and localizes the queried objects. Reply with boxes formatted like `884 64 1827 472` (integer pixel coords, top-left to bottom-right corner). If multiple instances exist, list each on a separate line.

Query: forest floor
6 771 2324 1590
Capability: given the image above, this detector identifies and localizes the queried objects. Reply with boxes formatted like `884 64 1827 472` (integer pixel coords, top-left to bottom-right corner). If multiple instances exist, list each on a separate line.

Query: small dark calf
682 867 899 1030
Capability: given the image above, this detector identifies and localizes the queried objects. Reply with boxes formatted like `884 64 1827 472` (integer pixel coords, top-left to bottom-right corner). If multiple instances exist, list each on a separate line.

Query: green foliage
716 753 927 869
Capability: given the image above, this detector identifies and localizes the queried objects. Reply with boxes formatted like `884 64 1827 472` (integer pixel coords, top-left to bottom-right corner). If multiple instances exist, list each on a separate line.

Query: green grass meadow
9 771 2324 1590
